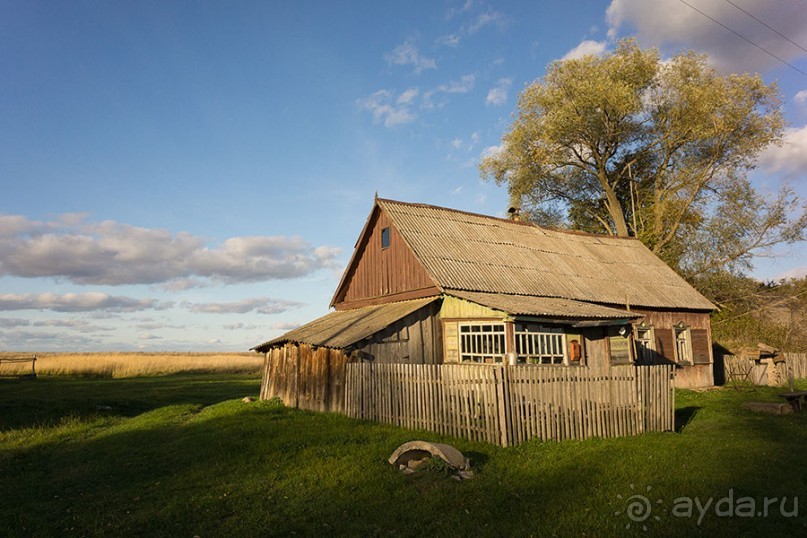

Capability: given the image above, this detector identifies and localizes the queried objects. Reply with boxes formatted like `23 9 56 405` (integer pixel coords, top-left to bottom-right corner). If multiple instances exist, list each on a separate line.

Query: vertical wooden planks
263 353 676 447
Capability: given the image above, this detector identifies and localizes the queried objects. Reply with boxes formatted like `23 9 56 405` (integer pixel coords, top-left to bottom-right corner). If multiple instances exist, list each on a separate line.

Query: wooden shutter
691 329 710 364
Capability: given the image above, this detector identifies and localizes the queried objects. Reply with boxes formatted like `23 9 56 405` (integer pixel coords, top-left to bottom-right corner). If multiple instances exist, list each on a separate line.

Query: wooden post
495 366 510 447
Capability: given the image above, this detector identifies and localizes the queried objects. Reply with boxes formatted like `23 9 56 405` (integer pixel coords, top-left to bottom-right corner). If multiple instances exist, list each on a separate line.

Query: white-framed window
514 323 566 365
459 323 506 364
635 324 655 363
674 323 692 364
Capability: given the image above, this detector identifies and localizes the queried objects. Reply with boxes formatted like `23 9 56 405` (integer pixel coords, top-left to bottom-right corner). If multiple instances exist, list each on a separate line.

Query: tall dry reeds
0 352 263 378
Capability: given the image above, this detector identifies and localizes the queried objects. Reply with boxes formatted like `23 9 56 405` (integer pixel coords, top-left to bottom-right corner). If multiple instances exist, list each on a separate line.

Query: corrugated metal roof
252 297 438 352
447 291 641 320
379 199 715 311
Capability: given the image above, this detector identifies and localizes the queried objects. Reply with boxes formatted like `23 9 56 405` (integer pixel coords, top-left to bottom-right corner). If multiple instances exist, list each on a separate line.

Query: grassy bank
0 352 263 377
1 375 805 536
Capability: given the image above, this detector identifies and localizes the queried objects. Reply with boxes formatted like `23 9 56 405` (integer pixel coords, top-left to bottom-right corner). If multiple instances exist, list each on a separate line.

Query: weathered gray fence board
342 363 674 446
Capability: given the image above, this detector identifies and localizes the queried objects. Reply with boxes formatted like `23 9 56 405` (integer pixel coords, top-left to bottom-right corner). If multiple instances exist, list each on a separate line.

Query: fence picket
261 349 676 446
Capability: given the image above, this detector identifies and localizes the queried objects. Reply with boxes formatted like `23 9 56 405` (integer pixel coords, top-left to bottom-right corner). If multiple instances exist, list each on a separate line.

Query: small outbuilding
254 197 716 389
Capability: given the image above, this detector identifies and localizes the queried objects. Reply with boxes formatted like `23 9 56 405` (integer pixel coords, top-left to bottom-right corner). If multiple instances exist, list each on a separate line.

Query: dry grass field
0 351 263 378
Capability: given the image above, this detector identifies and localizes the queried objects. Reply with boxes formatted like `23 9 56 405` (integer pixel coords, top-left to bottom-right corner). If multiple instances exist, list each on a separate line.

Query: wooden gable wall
332 207 440 310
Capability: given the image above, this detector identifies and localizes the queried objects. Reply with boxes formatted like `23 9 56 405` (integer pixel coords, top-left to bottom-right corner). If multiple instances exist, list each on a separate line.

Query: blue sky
2 0 806 351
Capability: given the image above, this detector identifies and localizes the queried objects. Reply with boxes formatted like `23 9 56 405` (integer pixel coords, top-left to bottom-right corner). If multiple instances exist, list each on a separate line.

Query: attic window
381 227 390 249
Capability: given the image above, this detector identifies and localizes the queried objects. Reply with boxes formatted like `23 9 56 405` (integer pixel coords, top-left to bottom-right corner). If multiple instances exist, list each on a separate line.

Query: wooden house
254 198 716 388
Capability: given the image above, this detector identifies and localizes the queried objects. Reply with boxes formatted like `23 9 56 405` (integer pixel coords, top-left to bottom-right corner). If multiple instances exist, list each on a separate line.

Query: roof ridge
376 197 640 241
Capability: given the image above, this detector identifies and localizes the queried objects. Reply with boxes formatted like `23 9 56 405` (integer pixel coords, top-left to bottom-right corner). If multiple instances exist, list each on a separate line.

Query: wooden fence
719 352 807 387
343 363 675 446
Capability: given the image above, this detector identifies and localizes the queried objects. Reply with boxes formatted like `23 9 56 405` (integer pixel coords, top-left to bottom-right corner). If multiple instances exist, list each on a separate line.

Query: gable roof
251 297 438 353
369 199 714 311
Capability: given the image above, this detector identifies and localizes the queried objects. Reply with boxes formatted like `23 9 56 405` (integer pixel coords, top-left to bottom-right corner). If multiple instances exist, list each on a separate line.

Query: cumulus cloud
138 332 162 340
437 74 476 94
356 89 417 127
605 0 807 73
32 319 113 333
795 90 807 110
223 322 262 330
561 40 608 61
0 292 167 313
0 330 104 350
758 125 807 176
486 77 513 106
0 215 340 286
480 144 504 160
385 41 437 74
422 74 477 110
184 297 303 315
360 75 476 125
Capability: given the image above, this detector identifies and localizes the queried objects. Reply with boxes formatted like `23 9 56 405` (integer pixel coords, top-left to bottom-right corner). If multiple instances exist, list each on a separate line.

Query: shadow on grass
3 380 807 537
0 374 260 431
674 406 701 432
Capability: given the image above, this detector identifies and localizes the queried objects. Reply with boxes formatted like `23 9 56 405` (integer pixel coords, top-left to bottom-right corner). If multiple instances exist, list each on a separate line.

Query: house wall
354 301 443 364
440 296 508 364
631 309 714 388
334 208 439 309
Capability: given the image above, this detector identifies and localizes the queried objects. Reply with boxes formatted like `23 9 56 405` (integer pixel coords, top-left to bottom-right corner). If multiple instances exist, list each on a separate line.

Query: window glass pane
381 227 390 248
459 322 506 364
514 323 566 365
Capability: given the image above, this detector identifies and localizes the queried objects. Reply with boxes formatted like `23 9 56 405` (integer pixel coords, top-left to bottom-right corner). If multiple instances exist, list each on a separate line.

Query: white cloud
422 74 477 111
0 317 30 328
775 266 807 280
32 319 113 333
486 77 513 106
397 88 420 105
480 144 504 160
385 41 437 74
184 297 303 315
447 0 474 19
357 89 417 127
223 322 262 330
466 11 505 34
795 90 807 110
138 332 162 340
437 74 476 94
605 0 807 73
272 321 301 330
0 292 167 313
758 125 807 176
437 34 461 47
0 215 340 286
561 40 608 61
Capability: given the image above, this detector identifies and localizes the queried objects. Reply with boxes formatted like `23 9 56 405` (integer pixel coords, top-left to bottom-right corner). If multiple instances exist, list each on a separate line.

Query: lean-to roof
447 291 641 321
251 297 438 353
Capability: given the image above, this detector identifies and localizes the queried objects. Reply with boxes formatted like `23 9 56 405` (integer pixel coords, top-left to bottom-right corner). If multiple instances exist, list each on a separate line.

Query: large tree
480 39 806 278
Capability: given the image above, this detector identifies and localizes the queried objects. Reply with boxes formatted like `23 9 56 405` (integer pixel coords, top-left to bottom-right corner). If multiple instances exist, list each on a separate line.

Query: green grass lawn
1 375 805 537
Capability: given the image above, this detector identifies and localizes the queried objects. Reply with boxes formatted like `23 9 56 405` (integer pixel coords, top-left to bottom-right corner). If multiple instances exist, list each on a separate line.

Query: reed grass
0 351 262 378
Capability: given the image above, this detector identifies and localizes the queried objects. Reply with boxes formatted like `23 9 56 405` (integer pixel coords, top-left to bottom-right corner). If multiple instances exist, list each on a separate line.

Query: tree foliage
703 272 807 352
480 39 806 278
